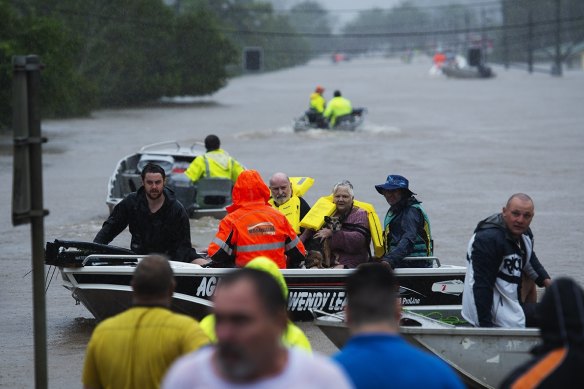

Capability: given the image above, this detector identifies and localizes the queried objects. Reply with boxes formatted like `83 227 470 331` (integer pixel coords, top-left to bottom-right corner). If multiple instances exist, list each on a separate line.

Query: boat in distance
45 240 466 322
106 141 232 219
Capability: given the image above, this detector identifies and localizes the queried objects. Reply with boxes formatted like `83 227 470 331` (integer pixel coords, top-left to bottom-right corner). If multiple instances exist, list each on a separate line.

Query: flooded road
1 57 584 387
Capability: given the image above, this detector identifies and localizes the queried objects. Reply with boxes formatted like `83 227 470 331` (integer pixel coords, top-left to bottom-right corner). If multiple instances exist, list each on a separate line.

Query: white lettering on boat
287 291 346 312
195 277 218 297
400 297 421 305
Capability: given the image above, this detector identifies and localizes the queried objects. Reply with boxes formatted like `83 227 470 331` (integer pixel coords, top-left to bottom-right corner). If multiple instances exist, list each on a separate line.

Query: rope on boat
423 311 468 326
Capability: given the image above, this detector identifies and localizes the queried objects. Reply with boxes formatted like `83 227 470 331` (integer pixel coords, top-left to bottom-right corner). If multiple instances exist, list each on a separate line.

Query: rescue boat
45 240 466 322
313 310 539 389
106 141 232 219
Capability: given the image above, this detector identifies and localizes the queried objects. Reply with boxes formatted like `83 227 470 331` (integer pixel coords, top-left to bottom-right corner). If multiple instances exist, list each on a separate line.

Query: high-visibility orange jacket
207 170 306 268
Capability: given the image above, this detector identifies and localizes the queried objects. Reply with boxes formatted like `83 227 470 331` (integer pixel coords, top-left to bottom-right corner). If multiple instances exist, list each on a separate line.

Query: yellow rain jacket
199 256 312 352
184 149 245 183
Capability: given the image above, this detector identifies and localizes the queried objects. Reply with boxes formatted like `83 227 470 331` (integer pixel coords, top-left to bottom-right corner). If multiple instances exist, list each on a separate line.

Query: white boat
313 310 540 389
45 240 466 323
106 141 232 219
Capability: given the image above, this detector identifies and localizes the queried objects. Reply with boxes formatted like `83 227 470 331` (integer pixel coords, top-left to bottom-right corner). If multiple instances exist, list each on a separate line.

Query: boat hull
314 312 540 389
58 261 465 322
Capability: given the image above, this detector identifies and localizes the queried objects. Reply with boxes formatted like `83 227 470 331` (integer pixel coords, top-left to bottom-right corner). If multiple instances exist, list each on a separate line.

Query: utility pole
552 0 562 76
12 55 49 389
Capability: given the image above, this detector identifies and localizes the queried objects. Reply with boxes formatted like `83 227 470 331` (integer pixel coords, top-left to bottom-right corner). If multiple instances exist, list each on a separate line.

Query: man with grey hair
268 172 311 235
462 193 552 328
334 263 464 388
162 268 351 388
82 255 208 389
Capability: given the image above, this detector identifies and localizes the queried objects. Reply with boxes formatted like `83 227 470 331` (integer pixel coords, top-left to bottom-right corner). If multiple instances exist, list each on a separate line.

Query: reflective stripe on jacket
184 149 244 183
207 170 306 268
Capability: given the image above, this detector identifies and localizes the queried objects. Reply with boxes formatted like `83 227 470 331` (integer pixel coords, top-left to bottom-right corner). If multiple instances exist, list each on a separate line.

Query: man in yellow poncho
199 256 312 352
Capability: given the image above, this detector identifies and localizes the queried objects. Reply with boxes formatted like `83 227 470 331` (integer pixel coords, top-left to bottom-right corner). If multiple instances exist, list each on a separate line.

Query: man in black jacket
375 175 433 268
94 163 198 262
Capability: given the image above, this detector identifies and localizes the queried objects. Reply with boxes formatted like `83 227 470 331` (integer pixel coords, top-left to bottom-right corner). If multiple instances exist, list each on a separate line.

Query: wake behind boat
314 310 540 389
45 240 465 322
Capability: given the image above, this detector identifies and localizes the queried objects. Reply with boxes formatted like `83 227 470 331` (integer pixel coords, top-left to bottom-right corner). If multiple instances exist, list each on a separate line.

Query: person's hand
314 228 332 242
191 257 211 266
543 278 552 288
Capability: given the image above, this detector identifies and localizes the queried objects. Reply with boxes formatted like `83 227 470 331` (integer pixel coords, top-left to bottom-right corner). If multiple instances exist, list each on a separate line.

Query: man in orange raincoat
205 170 306 269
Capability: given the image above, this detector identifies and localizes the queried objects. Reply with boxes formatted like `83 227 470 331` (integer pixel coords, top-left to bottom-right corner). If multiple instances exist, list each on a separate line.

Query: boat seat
119 173 142 196
195 178 233 209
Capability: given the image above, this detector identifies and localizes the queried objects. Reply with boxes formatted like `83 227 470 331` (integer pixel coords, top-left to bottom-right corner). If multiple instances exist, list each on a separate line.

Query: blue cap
375 175 415 195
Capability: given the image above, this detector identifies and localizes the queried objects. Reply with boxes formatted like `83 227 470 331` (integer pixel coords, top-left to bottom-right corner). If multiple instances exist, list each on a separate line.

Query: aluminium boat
45 240 466 322
313 310 540 389
106 141 232 219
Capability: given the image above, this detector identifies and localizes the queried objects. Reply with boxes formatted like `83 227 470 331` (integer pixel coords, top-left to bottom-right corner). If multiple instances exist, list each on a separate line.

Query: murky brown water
1 57 584 387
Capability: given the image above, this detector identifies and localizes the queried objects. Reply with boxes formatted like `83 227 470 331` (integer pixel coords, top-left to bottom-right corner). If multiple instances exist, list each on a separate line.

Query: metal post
12 54 49 389
552 0 562 76
27 54 48 389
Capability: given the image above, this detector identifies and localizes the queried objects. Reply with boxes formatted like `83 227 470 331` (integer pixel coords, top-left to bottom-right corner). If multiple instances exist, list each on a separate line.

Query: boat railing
190 142 206 153
401 256 441 268
139 141 181 153
82 254 145 266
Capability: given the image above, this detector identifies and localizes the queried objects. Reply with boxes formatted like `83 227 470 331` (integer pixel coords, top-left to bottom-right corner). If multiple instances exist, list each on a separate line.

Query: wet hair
333 180 354 197
506 193 533 208
346 263 399 326
131 255 174 297
141 163 166 180
334 90 341 97
204 134 221 151
218 268 287 316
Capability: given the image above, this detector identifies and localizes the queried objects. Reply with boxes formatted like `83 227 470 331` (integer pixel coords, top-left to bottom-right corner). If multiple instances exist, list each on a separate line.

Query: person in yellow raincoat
199 256 312 352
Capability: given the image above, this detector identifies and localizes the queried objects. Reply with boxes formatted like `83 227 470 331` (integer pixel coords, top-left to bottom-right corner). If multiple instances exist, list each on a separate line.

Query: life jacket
300 195 384 258
269 196 302 234
383 203 433 257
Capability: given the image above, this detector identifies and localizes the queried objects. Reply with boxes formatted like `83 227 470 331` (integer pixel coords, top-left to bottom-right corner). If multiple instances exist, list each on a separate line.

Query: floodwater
1 56 584 387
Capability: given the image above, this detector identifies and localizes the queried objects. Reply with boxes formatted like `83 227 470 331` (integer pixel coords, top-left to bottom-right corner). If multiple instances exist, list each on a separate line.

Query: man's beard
275 194 290 205
216 343 258 382
146 190 162 201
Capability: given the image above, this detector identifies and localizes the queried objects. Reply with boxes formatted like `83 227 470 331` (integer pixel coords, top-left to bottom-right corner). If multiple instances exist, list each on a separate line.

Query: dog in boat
304 216 341 269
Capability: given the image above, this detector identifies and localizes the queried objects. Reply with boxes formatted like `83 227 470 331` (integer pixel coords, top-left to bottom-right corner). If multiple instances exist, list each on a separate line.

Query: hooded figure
199 256 312 352
500 278 584 388
207 170 306 268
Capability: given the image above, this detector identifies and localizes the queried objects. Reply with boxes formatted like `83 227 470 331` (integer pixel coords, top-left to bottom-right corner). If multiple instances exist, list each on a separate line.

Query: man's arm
382 207 422 267
207 222 236 267
469 230 502 327
285 235 306 269
93 198 130 245
168 205 197 262
525 252 551 287
184 156 204 182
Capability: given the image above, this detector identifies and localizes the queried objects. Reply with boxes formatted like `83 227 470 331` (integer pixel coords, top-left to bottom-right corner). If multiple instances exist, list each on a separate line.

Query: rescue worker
375 174 433 268
197 170 306 269
309 85 326 114
323 90 352 128
308 86 327 129
184 134 245 184
198 256 312 352
268 172 311 235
